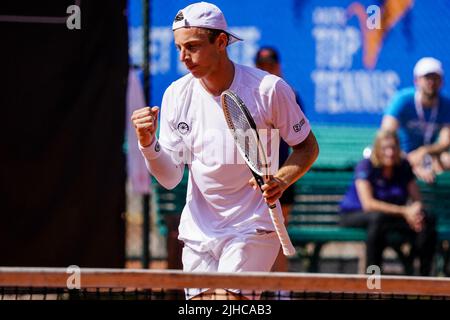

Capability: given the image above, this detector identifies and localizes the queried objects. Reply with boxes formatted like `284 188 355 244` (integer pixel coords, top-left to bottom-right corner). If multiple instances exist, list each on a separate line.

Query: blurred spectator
382 57 450 184
339 130 436 275
255 46 304 272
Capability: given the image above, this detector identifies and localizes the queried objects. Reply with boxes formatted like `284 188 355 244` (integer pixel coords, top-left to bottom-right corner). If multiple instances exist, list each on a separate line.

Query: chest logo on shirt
177 122 190 135
293 118 306 133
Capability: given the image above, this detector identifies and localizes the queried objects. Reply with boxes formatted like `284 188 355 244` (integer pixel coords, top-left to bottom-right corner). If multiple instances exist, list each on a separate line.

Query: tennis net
1 267 449 300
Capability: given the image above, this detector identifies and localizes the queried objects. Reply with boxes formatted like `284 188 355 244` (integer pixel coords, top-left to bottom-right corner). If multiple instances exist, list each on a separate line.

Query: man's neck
200 58 235 97
419 90 439 108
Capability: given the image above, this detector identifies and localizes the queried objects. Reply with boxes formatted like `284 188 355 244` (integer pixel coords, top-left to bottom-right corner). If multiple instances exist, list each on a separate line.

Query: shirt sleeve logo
293 118 306 133
177 122 190 135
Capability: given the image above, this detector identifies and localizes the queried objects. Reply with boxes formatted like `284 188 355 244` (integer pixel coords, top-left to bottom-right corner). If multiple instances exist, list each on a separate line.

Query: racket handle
252 173 296 256
268 205 296 257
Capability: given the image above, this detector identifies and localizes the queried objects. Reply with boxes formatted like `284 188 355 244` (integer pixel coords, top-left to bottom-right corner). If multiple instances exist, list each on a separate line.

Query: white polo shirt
158 63 310 252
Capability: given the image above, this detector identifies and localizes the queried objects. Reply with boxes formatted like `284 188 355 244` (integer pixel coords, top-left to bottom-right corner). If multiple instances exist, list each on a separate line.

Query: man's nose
179 48 187 62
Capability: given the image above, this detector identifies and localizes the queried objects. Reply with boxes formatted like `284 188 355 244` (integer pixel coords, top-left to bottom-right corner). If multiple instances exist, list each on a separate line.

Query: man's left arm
260 131 319 205
408 125 450 167
426 125 450 155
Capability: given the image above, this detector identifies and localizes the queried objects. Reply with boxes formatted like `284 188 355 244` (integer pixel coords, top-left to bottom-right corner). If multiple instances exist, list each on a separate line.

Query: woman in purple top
340 130 436 275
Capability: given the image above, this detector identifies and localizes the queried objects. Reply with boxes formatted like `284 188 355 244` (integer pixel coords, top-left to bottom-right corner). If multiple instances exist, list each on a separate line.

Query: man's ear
216 32 229 50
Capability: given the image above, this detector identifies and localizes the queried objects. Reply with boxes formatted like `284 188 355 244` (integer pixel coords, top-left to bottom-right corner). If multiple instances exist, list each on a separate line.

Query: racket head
222 90 296 257
221 90 269 177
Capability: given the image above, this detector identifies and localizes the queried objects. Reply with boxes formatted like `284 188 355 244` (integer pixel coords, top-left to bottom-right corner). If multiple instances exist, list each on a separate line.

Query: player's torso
173 70 276 199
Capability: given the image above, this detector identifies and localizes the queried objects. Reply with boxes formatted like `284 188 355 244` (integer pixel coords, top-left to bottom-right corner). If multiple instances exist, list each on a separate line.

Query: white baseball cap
172 2 243 45
413 57 444 78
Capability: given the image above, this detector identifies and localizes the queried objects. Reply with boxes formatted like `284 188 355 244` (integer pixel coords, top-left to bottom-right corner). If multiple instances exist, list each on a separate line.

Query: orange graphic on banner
347 0 414 69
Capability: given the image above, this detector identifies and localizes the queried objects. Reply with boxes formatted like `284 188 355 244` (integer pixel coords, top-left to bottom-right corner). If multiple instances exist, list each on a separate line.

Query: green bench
288 169 450 275
288 170 366 274
311 124 377 170
286 124 450 275
418 173 450 275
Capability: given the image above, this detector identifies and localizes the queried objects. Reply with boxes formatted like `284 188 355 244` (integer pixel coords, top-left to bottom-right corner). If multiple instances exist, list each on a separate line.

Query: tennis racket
221 89 296 256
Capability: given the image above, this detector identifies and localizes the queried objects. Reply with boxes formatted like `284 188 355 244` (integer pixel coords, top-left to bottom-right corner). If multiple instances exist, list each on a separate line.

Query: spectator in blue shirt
340 130 436 276
382 57 450 184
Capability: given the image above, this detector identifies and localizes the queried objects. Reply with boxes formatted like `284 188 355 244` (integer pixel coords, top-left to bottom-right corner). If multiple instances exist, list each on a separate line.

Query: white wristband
139 138 161 160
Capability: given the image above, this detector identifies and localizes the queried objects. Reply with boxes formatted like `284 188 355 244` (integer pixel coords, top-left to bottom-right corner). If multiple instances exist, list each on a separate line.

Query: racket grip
268 206 296 257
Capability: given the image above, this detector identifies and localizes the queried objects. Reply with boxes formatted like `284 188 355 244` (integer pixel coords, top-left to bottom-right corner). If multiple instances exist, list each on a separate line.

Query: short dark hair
204 28 229 44
255 47 280 64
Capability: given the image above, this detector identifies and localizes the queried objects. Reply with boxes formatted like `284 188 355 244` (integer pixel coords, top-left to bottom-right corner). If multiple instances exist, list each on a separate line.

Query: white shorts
182 230 280 299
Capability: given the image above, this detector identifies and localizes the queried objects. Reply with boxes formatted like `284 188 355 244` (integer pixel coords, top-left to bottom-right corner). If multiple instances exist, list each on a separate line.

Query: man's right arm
131 106 184 190
380 115 399 131
381 89 409 133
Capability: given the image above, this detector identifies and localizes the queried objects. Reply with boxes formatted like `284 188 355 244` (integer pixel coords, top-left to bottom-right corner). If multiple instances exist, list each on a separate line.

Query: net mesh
1 268 449 300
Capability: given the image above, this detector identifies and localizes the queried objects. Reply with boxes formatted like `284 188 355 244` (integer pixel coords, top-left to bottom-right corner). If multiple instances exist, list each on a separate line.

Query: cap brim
226 30 243 45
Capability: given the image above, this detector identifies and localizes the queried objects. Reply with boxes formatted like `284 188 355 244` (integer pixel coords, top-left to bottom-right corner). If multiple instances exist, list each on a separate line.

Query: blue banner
129 0 450 125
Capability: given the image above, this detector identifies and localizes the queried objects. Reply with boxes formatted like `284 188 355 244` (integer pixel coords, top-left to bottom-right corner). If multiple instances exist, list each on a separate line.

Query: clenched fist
131 106 159 147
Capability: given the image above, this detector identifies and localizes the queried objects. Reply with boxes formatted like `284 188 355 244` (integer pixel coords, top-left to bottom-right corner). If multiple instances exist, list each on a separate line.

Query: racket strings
223 95 265 173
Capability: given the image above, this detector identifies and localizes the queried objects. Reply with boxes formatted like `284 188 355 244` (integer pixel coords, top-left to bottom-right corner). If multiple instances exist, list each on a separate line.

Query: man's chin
424 91 438 99
190 72 202 78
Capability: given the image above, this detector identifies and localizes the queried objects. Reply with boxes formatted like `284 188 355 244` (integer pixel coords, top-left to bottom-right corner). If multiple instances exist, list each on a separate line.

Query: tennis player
131 2 319 300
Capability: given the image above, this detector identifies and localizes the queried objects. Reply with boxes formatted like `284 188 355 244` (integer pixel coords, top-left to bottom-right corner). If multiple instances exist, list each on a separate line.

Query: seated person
339 130 436 275
381 57 450 184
